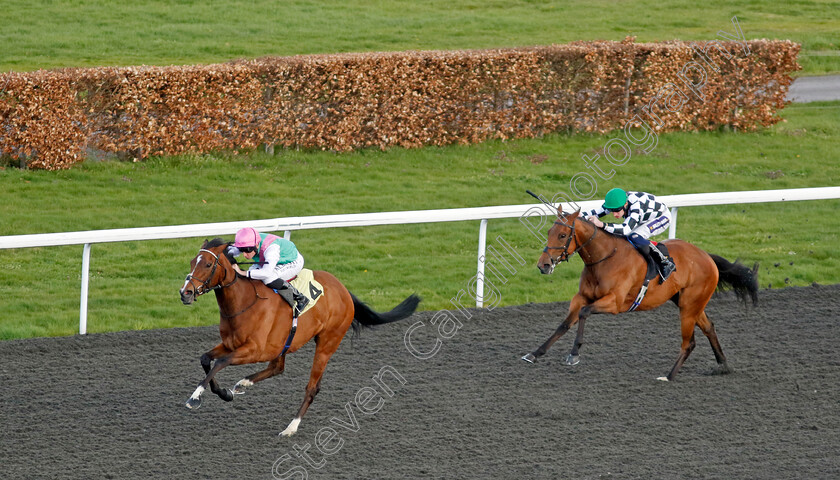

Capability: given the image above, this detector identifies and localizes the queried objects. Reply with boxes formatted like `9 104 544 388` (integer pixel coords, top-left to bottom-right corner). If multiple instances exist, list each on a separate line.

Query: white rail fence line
1 186 838 334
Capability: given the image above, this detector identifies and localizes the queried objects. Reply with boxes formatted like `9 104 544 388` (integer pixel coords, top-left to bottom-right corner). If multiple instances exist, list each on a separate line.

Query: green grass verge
1 101 838 339
1 0 837 74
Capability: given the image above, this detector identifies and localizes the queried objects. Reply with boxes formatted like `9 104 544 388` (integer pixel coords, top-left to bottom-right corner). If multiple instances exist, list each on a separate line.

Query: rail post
669 207 678 239
476 219 488 308
79 243 91 334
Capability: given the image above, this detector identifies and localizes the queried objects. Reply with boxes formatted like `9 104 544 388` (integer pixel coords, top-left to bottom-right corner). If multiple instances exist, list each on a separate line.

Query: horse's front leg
186 343 258 409
522 294 587 363
566 293 622 365
523 293 618 364
198 343 234 403
563 318 587 366
186 349 233 409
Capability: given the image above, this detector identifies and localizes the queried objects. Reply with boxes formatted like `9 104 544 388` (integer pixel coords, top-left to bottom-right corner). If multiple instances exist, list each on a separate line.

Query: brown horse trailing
522 210 758 381
179 238 420 436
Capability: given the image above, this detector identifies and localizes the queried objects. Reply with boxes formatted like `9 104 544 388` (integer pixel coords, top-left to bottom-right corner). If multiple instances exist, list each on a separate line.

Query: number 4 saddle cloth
288 269 324 316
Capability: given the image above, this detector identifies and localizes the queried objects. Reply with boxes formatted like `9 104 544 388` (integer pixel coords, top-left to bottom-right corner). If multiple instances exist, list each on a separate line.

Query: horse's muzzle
180 288 195 305
537 253 555 275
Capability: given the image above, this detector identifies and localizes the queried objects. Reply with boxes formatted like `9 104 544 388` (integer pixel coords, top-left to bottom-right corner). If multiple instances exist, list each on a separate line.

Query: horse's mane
205 237 228 249
205 238 236 263
558 211 602 232
559 212 631 247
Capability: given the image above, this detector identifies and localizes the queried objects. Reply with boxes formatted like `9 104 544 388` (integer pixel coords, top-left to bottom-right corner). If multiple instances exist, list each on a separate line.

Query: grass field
1 100 838 339
1 0 837 339
1 0 838 74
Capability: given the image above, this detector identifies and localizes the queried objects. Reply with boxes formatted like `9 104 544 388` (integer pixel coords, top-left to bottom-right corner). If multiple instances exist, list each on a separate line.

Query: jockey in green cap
583 188 676 280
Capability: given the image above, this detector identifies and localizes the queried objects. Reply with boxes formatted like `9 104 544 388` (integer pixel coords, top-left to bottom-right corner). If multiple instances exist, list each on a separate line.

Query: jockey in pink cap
229 227 309 316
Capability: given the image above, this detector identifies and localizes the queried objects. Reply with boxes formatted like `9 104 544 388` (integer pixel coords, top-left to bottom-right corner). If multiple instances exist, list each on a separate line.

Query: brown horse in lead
179 238 420 436
522 210 758 381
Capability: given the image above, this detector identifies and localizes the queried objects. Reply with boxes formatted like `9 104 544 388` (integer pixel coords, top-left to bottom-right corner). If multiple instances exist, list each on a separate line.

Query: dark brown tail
350 293 421 333
710 254 759 306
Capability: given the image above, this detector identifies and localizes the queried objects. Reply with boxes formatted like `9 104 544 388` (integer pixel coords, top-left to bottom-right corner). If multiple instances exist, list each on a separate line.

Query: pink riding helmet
234 227 260 248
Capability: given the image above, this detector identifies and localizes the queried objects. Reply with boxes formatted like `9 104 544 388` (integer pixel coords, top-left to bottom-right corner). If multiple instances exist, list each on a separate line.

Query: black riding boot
266 279 310 316
649 244 676 280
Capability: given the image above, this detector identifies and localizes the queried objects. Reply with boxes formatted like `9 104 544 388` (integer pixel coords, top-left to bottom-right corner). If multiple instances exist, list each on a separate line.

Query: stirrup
659 261 676 279
294 295 309 316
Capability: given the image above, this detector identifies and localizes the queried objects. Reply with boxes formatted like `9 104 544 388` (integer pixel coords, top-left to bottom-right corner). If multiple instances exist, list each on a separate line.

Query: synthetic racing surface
1 284 838 479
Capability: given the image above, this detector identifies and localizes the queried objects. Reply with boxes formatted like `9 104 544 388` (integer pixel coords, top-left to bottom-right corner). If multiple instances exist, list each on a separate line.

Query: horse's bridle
543 218 613 267
184 248 237 297
184 248 267 318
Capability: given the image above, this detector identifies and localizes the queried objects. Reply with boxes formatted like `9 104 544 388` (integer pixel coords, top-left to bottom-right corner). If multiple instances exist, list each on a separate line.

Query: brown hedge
0 39 800 170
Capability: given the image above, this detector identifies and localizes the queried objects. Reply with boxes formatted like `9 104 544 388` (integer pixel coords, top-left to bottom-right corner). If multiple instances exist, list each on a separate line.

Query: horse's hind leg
696 311 732 374
659 310 698 382
232 355 286 395
280 334 343 437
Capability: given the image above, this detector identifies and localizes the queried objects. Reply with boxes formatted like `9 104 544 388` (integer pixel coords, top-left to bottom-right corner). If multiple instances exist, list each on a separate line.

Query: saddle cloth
274 269 324 315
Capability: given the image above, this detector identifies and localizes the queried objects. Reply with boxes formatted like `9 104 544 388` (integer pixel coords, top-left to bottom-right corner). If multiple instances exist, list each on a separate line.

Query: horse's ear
201 239 209 248
568 210 581 221
556 209 573 227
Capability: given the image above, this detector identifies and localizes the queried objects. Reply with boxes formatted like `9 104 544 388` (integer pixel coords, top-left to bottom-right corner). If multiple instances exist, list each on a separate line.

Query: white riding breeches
265 253 305 283
632 210 671 239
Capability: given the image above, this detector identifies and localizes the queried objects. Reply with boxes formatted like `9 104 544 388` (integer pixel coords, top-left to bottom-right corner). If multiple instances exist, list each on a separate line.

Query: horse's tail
350 293 421 332
709 254 759 306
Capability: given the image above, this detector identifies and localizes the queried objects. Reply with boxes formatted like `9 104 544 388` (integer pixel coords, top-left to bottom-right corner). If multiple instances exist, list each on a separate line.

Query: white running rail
1 186 838 334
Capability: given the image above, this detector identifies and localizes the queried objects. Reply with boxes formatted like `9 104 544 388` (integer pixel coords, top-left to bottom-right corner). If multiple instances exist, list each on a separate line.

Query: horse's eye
558 234 566 239
205 262 213 268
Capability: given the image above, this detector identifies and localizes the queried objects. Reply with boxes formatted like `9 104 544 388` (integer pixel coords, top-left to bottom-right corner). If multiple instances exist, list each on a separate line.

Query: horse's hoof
218 388 234 402
656 376 670 382
185 397 202 410
279 418 301 437
233 379 253 395
521 353 536 364
563 354 580 366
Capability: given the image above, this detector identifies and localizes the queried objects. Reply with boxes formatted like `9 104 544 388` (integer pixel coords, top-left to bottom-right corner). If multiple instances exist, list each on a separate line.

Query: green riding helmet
603 188 628 210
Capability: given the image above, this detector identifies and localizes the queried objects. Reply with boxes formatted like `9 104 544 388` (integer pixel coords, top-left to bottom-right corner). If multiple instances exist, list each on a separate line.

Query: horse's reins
184 248 265 318
544 219 616 267
525 190 615 267
543 220 578 264
578 225 617 266
185 247 298 353
184 249 235 296
218 281 264 319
